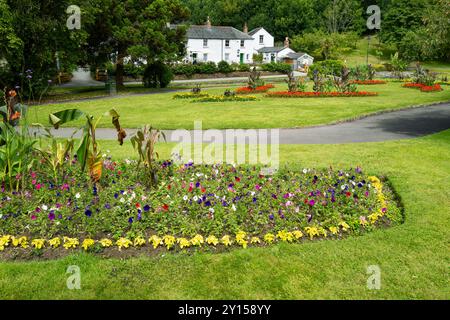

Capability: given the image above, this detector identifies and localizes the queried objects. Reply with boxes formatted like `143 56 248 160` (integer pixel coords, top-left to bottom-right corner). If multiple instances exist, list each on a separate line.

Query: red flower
201 187 206 193
162 204 169 211
135 203 141 208
167 184 171 190
346 192 351 197
235 176 241 182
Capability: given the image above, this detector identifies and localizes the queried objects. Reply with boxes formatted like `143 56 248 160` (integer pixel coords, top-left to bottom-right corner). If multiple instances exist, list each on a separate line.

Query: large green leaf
49 109 84 129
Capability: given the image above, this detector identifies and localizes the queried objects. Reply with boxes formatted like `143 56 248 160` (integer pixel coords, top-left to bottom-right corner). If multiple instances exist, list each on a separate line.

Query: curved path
31 102 450 144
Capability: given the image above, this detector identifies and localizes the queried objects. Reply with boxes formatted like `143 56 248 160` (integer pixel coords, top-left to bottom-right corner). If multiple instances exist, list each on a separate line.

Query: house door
240 53 244 64
270 54 275 62
192 53 198 64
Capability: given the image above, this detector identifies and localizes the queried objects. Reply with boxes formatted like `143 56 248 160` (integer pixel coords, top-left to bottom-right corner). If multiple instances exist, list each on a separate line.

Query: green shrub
143 61 173 88
197 62 217 74
238 64 251 72
308 60 345 77
261 62 292 74
218 61 234 74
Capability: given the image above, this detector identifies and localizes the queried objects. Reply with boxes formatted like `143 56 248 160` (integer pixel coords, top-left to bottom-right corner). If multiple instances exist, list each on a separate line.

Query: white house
176 18 314 69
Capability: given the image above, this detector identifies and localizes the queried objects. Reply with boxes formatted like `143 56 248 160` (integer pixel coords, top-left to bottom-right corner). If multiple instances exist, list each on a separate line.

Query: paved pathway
30 102 450 145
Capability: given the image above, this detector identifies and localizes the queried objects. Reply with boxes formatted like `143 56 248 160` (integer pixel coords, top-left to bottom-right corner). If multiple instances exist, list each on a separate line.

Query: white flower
183 195 188 201
232 204 237 211
193 196 198 201
75 193 81 199
0 214 2 219
209 208 215 213
120 197 125 203
125 159 131 165
341 185 346 190
303 168 308 174
42 205 48 211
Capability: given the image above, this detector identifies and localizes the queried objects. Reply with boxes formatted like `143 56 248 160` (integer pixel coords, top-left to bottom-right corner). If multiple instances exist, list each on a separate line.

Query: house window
259 35 264 44
240 40 245 48
203 39 208 47
203 53 208 62
225 40 230 48
246 54 249 60
225 53 230 61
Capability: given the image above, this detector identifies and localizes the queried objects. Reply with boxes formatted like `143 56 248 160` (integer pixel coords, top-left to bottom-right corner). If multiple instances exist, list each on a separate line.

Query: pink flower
31 215 37 220
255 185 262 191
35 183 42 190
31 179 37 185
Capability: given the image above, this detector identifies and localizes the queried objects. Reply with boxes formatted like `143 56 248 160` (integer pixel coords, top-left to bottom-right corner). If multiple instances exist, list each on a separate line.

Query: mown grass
1 130 449 299
30 82 450 130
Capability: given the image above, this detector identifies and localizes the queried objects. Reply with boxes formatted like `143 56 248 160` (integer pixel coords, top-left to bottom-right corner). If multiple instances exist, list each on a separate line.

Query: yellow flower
63 237 79 249
0 235 12 251
49 237 61 248
99 238 113 247
221 235 233 247
206 235 219 246
368 213 379 224
329 226 339 235
116 237 132 250
12 236 29 248
163 235 176 250
319 227 327 237
304 226 319 240
134 236 146 247
276 230 294 242
339 221 350 232
235 231 248 248
82 239 95 251
177 237 191 249
250 237 261 244
263 233 275 244
31 239 45 249
149 235 163 249
292 230 303 240
190 234 204 247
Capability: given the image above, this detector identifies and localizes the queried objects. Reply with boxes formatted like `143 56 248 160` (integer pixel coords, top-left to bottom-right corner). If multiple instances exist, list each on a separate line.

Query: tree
324 0 364 34
421 0 450 61
0 0 89 95
84 0 189 88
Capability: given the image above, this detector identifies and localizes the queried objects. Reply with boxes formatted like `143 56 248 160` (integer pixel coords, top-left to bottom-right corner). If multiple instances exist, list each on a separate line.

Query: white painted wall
251 28 274 52
185 38 254 64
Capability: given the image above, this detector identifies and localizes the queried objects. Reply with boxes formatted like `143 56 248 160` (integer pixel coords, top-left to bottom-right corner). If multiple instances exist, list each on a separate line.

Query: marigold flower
206 235 219 246
134 236 146 247
190 234 204 247
304 226 319 240
177 237 191 249
221 235 233 247
12 236 29 248
163 235 176 249
63 237 79 249
263 233 275 244
49 237 61 248
292 230 303 239
99 238 113 247
250 237 261 244
149 235 163 249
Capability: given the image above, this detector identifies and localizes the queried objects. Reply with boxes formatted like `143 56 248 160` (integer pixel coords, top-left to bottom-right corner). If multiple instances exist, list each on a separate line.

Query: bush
261 62 292 74
308 60 345 77
197 62 217 74
238 64 251 72
171 64 197 78
142 61 173 88
218 61 234 74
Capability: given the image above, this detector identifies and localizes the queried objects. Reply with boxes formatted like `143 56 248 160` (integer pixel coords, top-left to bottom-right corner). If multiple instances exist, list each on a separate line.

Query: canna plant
130 125 166 187
48 108 126 183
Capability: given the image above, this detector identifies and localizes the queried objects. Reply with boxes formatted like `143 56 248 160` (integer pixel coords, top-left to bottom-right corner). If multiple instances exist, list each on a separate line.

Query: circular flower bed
266 91 379 98
350 80 387 85
235 84 275 94
173 92 210 99
402 83 443 92
0 159 402 258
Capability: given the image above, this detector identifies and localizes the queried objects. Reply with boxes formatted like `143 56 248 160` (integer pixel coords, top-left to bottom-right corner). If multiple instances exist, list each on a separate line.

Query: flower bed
173 92 210 99
235 84 275 94
0 160 402 257
402 83 443 92
350 80 387 85
266 91 379 98
192 95 258 102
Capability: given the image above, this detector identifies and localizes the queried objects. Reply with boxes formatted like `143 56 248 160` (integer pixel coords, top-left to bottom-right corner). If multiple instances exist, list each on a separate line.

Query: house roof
284 52 306 59
258 47 285 53
183 25 254 40
248 27 263 36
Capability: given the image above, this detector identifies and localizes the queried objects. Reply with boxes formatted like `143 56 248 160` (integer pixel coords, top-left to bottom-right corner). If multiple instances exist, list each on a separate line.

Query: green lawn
1 130 449 299
30 82 450 130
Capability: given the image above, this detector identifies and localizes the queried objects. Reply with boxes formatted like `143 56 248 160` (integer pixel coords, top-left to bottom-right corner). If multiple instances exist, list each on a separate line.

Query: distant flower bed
0 161 402 257
402 83 443 92
266 91 379 98
235 84 275 94
350 80 387 85
173 92 210 99
192 95 258 102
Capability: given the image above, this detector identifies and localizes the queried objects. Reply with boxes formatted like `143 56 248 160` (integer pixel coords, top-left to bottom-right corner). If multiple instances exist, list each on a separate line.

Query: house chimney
243 22 248 33
284 37 290 48
206 16 211 28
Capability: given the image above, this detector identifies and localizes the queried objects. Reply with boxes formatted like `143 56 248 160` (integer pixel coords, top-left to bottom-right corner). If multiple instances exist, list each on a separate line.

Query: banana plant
48 108 126 183
34 125 76 184
130 125 165 187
